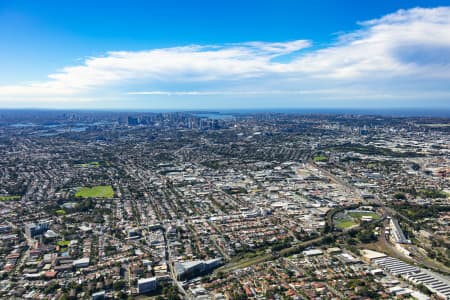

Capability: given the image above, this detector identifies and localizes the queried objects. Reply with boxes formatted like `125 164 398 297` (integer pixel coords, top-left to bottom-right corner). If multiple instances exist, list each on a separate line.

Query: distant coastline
1 107 449 118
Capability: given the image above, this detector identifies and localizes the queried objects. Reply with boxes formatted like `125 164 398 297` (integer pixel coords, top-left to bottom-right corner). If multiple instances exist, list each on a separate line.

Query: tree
357 230 377 243
44 282 60 294
113 280 126 291
394 193 406 200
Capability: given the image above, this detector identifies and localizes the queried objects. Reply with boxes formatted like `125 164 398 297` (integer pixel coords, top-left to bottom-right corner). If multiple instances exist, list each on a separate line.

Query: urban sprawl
0 111 449 300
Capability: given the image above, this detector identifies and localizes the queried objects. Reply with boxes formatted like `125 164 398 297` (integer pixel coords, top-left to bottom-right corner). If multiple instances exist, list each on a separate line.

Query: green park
75 185 114 198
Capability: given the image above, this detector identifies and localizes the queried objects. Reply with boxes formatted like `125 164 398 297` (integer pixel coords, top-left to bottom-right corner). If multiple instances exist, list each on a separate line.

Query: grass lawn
335 218 357 230
0 195 20 201
418 189 449 199
313 154 327 162
78 161 101 167
55 209 66 215
57 240 70 247
75 185 114 198
334 211 380 230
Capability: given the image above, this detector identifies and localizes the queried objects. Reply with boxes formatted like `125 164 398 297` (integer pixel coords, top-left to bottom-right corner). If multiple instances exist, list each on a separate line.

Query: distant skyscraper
127 116 139 126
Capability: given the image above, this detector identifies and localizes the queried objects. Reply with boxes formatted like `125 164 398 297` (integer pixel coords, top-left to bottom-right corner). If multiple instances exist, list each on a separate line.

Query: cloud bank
1 7 450 108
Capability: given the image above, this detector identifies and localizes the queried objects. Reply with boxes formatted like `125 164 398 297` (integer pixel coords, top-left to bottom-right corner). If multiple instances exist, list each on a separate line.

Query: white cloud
290 6 450 79
127 89 329 96
240 40 311 56
1 6 450 107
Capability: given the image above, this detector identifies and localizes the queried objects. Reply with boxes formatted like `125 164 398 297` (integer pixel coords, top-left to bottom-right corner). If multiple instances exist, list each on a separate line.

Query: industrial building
73 257 90 268
404 270 450 300
372 256 419 276
373 256 450 299
361 249 387 263
389 218 411 244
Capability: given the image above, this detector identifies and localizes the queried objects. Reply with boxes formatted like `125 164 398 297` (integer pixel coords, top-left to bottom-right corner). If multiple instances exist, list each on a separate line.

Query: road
215 158 392 276
311 161 364 201
5 220 34 276
207 220 231 260
217 231 348 274
163 226 189 299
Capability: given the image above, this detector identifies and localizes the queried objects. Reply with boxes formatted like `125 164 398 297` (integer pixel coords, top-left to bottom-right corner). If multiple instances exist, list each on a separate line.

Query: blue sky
1 0 450 109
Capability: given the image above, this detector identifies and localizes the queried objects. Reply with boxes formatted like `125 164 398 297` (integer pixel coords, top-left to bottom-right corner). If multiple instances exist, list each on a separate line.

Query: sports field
334 210 381 230
0 195 20 201
77 161 101 167
75 185 114 198
335 217 357 230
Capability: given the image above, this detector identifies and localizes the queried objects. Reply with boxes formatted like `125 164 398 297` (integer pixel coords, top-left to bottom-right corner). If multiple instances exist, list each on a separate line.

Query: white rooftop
361 249 387 260
303 249 323 256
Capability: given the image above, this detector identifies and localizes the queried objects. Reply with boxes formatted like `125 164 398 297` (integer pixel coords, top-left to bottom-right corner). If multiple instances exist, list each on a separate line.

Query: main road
162 226 190 299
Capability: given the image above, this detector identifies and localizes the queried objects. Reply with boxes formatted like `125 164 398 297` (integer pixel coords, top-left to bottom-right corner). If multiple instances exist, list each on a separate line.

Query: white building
73 257 90 268
389 218 411 244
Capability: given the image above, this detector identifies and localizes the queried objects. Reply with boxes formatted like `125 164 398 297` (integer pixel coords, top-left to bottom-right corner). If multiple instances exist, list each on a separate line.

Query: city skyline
1 3 449 297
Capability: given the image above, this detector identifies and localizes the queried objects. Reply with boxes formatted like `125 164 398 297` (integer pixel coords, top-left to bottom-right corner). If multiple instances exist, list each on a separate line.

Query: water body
193 113 235 120
10 123 37 127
